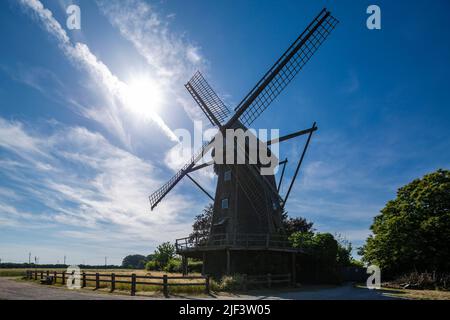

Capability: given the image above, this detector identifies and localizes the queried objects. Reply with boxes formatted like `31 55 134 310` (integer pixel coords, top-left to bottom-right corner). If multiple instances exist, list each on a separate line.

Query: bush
385 272 450 291
145 260 161 271
212 274 247 291
164 258 182 273
188 260 203 273
350 259 365 268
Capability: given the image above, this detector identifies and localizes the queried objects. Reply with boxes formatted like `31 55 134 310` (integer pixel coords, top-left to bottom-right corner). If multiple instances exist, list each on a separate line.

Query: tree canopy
121 254 147 269
281 214 314 237
359 169 450 276
289 232 353 267
190 204 213 238
153 242 176 267
191 204 315 238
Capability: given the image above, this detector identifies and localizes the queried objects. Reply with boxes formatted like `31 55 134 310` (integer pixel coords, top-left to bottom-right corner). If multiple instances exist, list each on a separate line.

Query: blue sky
0 0 449 265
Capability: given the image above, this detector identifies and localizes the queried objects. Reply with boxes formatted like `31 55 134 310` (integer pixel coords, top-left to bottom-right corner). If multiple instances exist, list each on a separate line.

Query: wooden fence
243 273 292 290
25 270 209 297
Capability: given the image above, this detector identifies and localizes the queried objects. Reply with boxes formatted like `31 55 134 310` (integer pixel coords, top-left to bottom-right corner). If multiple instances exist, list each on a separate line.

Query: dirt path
0 277 157 300
0 277 400 300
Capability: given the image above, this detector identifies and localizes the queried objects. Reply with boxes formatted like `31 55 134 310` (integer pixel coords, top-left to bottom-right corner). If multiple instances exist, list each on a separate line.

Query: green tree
335 234 353 267
359 169 450 276
282 213 314 237
289 232 338 263
121 254 147 269
190 203 213 238
154 242 176 268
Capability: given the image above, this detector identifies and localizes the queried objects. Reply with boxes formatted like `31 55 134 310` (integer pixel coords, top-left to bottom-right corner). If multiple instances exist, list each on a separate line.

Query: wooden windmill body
149 8 339 278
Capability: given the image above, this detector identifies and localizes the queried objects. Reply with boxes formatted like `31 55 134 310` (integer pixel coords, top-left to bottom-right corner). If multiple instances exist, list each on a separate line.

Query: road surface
0 277 399 300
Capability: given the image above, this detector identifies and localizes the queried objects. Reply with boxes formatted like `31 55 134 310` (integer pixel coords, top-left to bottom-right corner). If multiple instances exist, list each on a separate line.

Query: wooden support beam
283 122 316 208
266 125 318 146
202 252 206 276
182 255 188 276
186 174 214 201
277 158 288 192
292 253 297 286
226 249 231 276
189 161 214 173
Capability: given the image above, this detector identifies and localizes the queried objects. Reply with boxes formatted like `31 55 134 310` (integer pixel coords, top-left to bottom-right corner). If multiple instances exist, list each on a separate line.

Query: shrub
164 258 182 273
145 260 161 271
385 272 450 291
213 274 247 291
188 260 203 273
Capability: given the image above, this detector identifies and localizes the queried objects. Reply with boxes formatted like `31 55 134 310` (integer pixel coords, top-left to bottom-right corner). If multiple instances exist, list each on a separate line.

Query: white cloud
0 117 196 253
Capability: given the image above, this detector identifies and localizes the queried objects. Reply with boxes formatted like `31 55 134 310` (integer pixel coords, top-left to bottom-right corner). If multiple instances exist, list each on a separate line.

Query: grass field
2 268 209 295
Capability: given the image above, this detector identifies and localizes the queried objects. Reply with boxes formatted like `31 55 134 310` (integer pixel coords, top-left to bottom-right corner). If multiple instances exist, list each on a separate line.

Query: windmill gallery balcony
175 233 299 253
176 233 302 277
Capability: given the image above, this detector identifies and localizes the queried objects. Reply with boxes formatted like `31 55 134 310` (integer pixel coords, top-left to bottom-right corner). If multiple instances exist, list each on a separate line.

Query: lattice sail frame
185 71 231 126
149 140 213 210
236 10 339 126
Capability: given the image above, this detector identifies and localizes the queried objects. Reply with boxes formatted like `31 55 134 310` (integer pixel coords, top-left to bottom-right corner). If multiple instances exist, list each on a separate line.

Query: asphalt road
0 277 399 300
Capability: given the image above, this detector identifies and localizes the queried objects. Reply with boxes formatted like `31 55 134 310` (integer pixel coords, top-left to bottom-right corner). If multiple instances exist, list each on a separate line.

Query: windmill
149 8 338 278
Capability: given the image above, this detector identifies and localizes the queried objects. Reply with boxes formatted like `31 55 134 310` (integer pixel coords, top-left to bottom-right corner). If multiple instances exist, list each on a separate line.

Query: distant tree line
0 263 119 269
121 243 202 273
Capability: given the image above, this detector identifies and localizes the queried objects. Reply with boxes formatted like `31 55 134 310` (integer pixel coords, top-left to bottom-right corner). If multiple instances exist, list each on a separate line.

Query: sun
124 76 164 117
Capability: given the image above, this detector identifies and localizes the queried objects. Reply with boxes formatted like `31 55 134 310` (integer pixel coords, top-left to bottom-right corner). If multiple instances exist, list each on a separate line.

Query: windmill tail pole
282 122 317 208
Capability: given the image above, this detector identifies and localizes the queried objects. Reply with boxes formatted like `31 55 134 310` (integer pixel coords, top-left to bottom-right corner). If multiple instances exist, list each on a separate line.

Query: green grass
0 269 28 277
11 268 209 296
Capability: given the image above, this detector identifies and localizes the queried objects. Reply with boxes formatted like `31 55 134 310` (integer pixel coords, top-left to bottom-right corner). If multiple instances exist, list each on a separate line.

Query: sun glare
124 77 164 117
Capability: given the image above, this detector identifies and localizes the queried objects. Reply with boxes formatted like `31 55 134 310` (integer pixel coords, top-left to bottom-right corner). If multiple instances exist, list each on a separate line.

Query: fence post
267 274 272 288
205 275 210 295
82 272 86 288
243 274 248 291
111 273 115 292
131 273 136 296
46 270 49 278
34 270 37 280
163 274 169 298
53 271 57 284
62 271 66 285
40 271 43 280
26 270 29 279
95 273 100 290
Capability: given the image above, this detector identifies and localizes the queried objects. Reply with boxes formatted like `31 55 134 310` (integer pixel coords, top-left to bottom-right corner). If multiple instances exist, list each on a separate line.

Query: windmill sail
230 8 339 127
185 71 231 127
149 140 213 210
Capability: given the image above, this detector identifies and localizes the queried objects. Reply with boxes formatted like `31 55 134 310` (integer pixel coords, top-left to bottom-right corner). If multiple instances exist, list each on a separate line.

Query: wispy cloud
96 0 208 125
0 117 195 254
18 0 179 144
